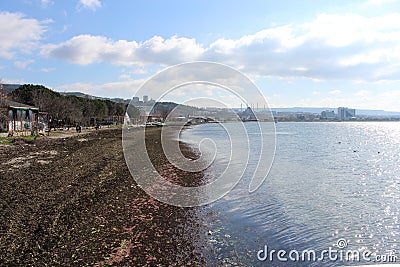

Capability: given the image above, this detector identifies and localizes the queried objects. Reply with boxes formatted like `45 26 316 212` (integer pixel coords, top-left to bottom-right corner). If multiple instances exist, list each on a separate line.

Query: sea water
181 122 400 266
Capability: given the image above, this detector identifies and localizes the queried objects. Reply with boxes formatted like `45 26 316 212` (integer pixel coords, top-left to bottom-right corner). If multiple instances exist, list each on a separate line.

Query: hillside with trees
9 84 136 127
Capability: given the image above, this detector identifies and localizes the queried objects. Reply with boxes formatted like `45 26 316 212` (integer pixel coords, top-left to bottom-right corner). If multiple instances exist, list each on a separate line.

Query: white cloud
354 90 370 96
14 59 34 69
40 12 400 84
317 97 356 108
365 0 395 6
40 34 204 65
379 90 400 98
56 80 146 99
291 67 309 72
0 78 25 84
40 67 55 72
0 12 47 59
78 0 102 11
328 90 342 95
41 0 53 7
62 25 70 32
132 68 148 75
204 12 400 82
119 73 131 80
375 90 400 111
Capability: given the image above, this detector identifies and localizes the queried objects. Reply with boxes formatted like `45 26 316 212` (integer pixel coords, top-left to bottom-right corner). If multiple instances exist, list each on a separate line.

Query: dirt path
0 128 209 266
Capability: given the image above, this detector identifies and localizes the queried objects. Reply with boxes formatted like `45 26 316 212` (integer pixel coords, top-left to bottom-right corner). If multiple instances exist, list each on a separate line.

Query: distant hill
0 83 21 95
10 86 400 118
61 91 89 98
61 92 130 104
270 107 400 116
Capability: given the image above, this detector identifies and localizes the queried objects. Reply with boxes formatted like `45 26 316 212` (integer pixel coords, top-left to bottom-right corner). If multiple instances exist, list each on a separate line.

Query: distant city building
239 107 257 121
321 110 336 120
129 95 155 108
337 107 356 120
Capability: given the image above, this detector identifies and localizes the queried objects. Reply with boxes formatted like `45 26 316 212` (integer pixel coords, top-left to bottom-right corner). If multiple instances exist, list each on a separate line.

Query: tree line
10 84 138 127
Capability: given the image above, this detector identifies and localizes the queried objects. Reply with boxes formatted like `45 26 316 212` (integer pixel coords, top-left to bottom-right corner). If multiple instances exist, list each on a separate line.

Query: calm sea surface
181 122 400 266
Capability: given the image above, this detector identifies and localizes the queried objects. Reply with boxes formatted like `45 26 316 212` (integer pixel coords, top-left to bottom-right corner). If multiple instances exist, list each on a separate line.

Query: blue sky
1 0 400 111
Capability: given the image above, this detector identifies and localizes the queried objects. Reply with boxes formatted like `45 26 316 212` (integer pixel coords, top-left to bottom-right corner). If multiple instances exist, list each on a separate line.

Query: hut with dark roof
0 98 46 136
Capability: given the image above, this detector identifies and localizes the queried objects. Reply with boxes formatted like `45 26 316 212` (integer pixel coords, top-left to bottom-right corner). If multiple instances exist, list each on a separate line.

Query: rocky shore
0 128 210 266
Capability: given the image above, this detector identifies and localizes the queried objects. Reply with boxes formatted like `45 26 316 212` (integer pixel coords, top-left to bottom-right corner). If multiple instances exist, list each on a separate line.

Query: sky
1 0 400 111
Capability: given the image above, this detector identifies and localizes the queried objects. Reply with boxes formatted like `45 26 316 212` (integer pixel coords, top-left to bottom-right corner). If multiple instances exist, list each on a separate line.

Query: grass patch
0 135 42 145
0 137 13 145
19 135 38 140
107 124 123 129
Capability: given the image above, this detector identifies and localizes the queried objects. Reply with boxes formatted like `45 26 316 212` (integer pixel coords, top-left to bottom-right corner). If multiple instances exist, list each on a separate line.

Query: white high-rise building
143 95 149 103
337 107 356 120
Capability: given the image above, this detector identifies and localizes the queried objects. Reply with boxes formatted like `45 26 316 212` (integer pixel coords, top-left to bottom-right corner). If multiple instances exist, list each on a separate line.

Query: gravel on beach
0 128 211 266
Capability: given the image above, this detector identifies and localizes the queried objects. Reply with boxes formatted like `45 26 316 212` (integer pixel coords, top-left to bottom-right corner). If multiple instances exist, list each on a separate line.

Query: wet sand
0 127 210 266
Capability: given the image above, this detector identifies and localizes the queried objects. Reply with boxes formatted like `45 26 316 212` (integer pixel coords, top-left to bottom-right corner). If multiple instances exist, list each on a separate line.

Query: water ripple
182 122 400 265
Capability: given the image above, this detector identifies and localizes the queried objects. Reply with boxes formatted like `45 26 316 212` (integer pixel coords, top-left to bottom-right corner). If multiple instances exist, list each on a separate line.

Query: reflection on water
181 122 400 266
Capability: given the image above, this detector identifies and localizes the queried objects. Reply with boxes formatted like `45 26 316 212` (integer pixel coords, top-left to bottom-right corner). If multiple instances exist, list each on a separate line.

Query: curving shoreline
0 127 210 266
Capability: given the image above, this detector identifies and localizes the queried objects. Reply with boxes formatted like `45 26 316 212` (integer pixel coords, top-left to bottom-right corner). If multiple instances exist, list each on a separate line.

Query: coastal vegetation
9 84 137 127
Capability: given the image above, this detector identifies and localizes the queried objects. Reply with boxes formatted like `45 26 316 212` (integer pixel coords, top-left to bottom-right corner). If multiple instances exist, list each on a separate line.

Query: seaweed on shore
0 128 210 266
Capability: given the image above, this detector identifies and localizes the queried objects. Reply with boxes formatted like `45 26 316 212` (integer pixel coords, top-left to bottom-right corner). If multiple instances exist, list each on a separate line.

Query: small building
146 115 163 123
321 110 336 120
98 115 124 126
0 98 46 136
